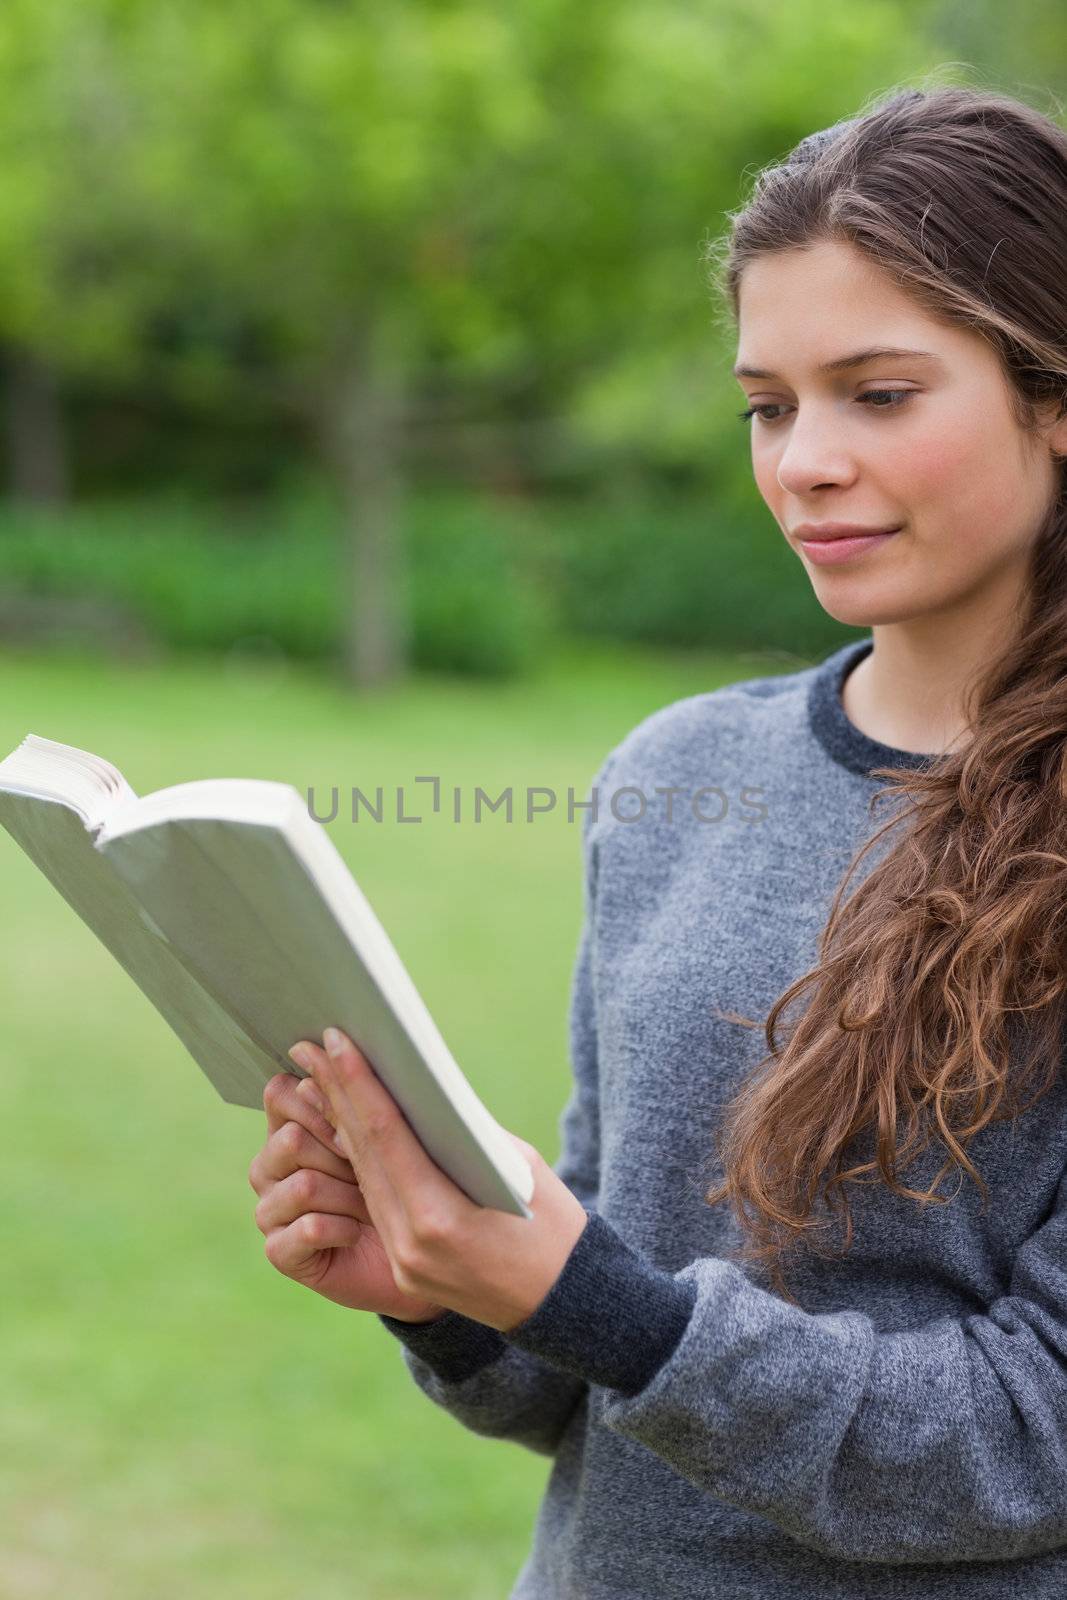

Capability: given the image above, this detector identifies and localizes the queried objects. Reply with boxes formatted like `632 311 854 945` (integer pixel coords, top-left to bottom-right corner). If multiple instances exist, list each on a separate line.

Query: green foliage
0 0 933 455
408 496 559 677
0 488 561 679
536 487 841 656
0 482 857 672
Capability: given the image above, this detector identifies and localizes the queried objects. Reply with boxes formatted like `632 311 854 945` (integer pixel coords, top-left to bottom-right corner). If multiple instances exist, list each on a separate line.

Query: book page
0 789 286 1108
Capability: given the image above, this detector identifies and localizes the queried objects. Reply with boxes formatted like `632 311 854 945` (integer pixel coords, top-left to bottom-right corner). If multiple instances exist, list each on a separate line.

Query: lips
798 528 902 566
793 524 902 541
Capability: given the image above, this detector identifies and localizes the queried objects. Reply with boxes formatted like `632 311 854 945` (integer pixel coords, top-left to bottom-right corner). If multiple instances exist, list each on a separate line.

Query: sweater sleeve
501 1163 1067 1564
374 756 612 1457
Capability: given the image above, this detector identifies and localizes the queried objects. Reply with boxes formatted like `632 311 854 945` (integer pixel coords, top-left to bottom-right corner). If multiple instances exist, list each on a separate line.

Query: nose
773 408 854 495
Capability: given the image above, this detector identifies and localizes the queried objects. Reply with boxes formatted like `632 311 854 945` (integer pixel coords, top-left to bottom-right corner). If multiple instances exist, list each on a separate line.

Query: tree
0 0 929 681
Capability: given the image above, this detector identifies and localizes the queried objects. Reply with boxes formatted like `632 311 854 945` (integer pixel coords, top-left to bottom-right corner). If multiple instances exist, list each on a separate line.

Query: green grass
0 637 802 1599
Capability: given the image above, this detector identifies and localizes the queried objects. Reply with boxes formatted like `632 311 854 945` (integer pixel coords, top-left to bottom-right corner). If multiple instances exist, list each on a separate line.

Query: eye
737 389 916 424
861 389 915 411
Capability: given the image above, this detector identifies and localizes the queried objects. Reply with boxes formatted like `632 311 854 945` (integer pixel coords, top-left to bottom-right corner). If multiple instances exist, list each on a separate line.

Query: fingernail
298 1080 326 1115
288 1043 312 1070
323 1027 345 1059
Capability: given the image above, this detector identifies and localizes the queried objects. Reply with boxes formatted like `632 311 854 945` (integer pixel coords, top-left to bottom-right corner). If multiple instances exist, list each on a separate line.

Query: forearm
500 1208 1067 1563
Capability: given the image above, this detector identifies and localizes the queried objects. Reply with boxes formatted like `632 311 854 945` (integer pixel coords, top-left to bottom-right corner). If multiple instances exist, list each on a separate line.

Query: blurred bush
0 485 560 679
0 471 854 678
522 439 845 658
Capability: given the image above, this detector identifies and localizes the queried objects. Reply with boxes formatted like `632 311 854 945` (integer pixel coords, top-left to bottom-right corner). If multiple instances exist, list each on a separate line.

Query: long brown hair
702 77 1067 1304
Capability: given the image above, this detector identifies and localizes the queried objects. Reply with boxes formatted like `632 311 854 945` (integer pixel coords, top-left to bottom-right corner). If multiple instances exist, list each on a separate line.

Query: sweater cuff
502 1208 697 1396
377 1308 507 1384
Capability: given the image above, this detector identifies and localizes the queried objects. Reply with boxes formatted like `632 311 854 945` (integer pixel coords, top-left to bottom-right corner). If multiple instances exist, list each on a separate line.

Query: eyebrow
732 346 945 380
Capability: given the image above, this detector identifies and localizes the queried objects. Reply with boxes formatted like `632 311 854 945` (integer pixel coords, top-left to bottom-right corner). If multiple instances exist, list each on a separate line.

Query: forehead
734 239 953 373
738 239 915 320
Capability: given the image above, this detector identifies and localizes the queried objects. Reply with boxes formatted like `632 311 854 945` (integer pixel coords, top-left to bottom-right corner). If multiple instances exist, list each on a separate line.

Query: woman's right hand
249 1070 449 1324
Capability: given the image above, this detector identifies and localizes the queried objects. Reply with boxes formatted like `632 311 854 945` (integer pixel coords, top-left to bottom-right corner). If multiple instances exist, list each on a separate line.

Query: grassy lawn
0 637 797 1599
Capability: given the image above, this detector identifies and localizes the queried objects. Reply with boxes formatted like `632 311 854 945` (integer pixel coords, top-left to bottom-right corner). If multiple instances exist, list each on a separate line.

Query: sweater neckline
808 637 938 778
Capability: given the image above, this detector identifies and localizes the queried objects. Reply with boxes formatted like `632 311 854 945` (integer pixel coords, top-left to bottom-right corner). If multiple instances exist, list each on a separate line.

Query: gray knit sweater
379 635 1067 1599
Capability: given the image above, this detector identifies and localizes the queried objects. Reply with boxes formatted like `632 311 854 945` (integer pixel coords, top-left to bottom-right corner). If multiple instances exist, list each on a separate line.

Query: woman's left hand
287 1027 590 1334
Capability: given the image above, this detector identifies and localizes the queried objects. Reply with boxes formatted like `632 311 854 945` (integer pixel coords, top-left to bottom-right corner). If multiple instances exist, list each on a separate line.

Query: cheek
898 414 1033 558
751 445 782 508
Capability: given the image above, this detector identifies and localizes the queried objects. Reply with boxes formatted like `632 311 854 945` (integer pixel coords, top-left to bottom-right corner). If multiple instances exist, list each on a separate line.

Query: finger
264 1212 366 1280
296 1075 340 1131
249 1120 359 1194
314 1031 460 1220
296 1077 349 1161
255 1169 372 1234
301 1038 404 1224
264 1069 341 1152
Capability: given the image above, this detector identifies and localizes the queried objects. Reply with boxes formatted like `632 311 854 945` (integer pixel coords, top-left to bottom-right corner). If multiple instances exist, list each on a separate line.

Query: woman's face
734 238 1066 629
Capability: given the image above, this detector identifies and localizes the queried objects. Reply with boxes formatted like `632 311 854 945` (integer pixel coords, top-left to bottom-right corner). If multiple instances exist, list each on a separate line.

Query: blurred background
1 2 1063 1595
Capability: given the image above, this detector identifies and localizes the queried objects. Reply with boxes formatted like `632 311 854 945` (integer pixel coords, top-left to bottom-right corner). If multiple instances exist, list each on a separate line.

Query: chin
808 586 920 628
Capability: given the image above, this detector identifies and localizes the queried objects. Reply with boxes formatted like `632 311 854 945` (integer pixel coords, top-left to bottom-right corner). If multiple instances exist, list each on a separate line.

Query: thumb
504 1130 543 1167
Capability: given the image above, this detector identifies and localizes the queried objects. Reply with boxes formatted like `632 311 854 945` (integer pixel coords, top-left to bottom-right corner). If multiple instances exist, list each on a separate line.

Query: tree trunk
320 322 409 690
3 345 69 504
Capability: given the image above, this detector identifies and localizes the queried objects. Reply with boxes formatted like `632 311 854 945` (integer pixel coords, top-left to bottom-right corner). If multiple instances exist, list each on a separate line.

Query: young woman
248 82 1067 1597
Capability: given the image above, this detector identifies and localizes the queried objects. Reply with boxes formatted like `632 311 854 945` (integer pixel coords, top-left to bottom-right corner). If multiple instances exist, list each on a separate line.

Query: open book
0 733 534 1218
